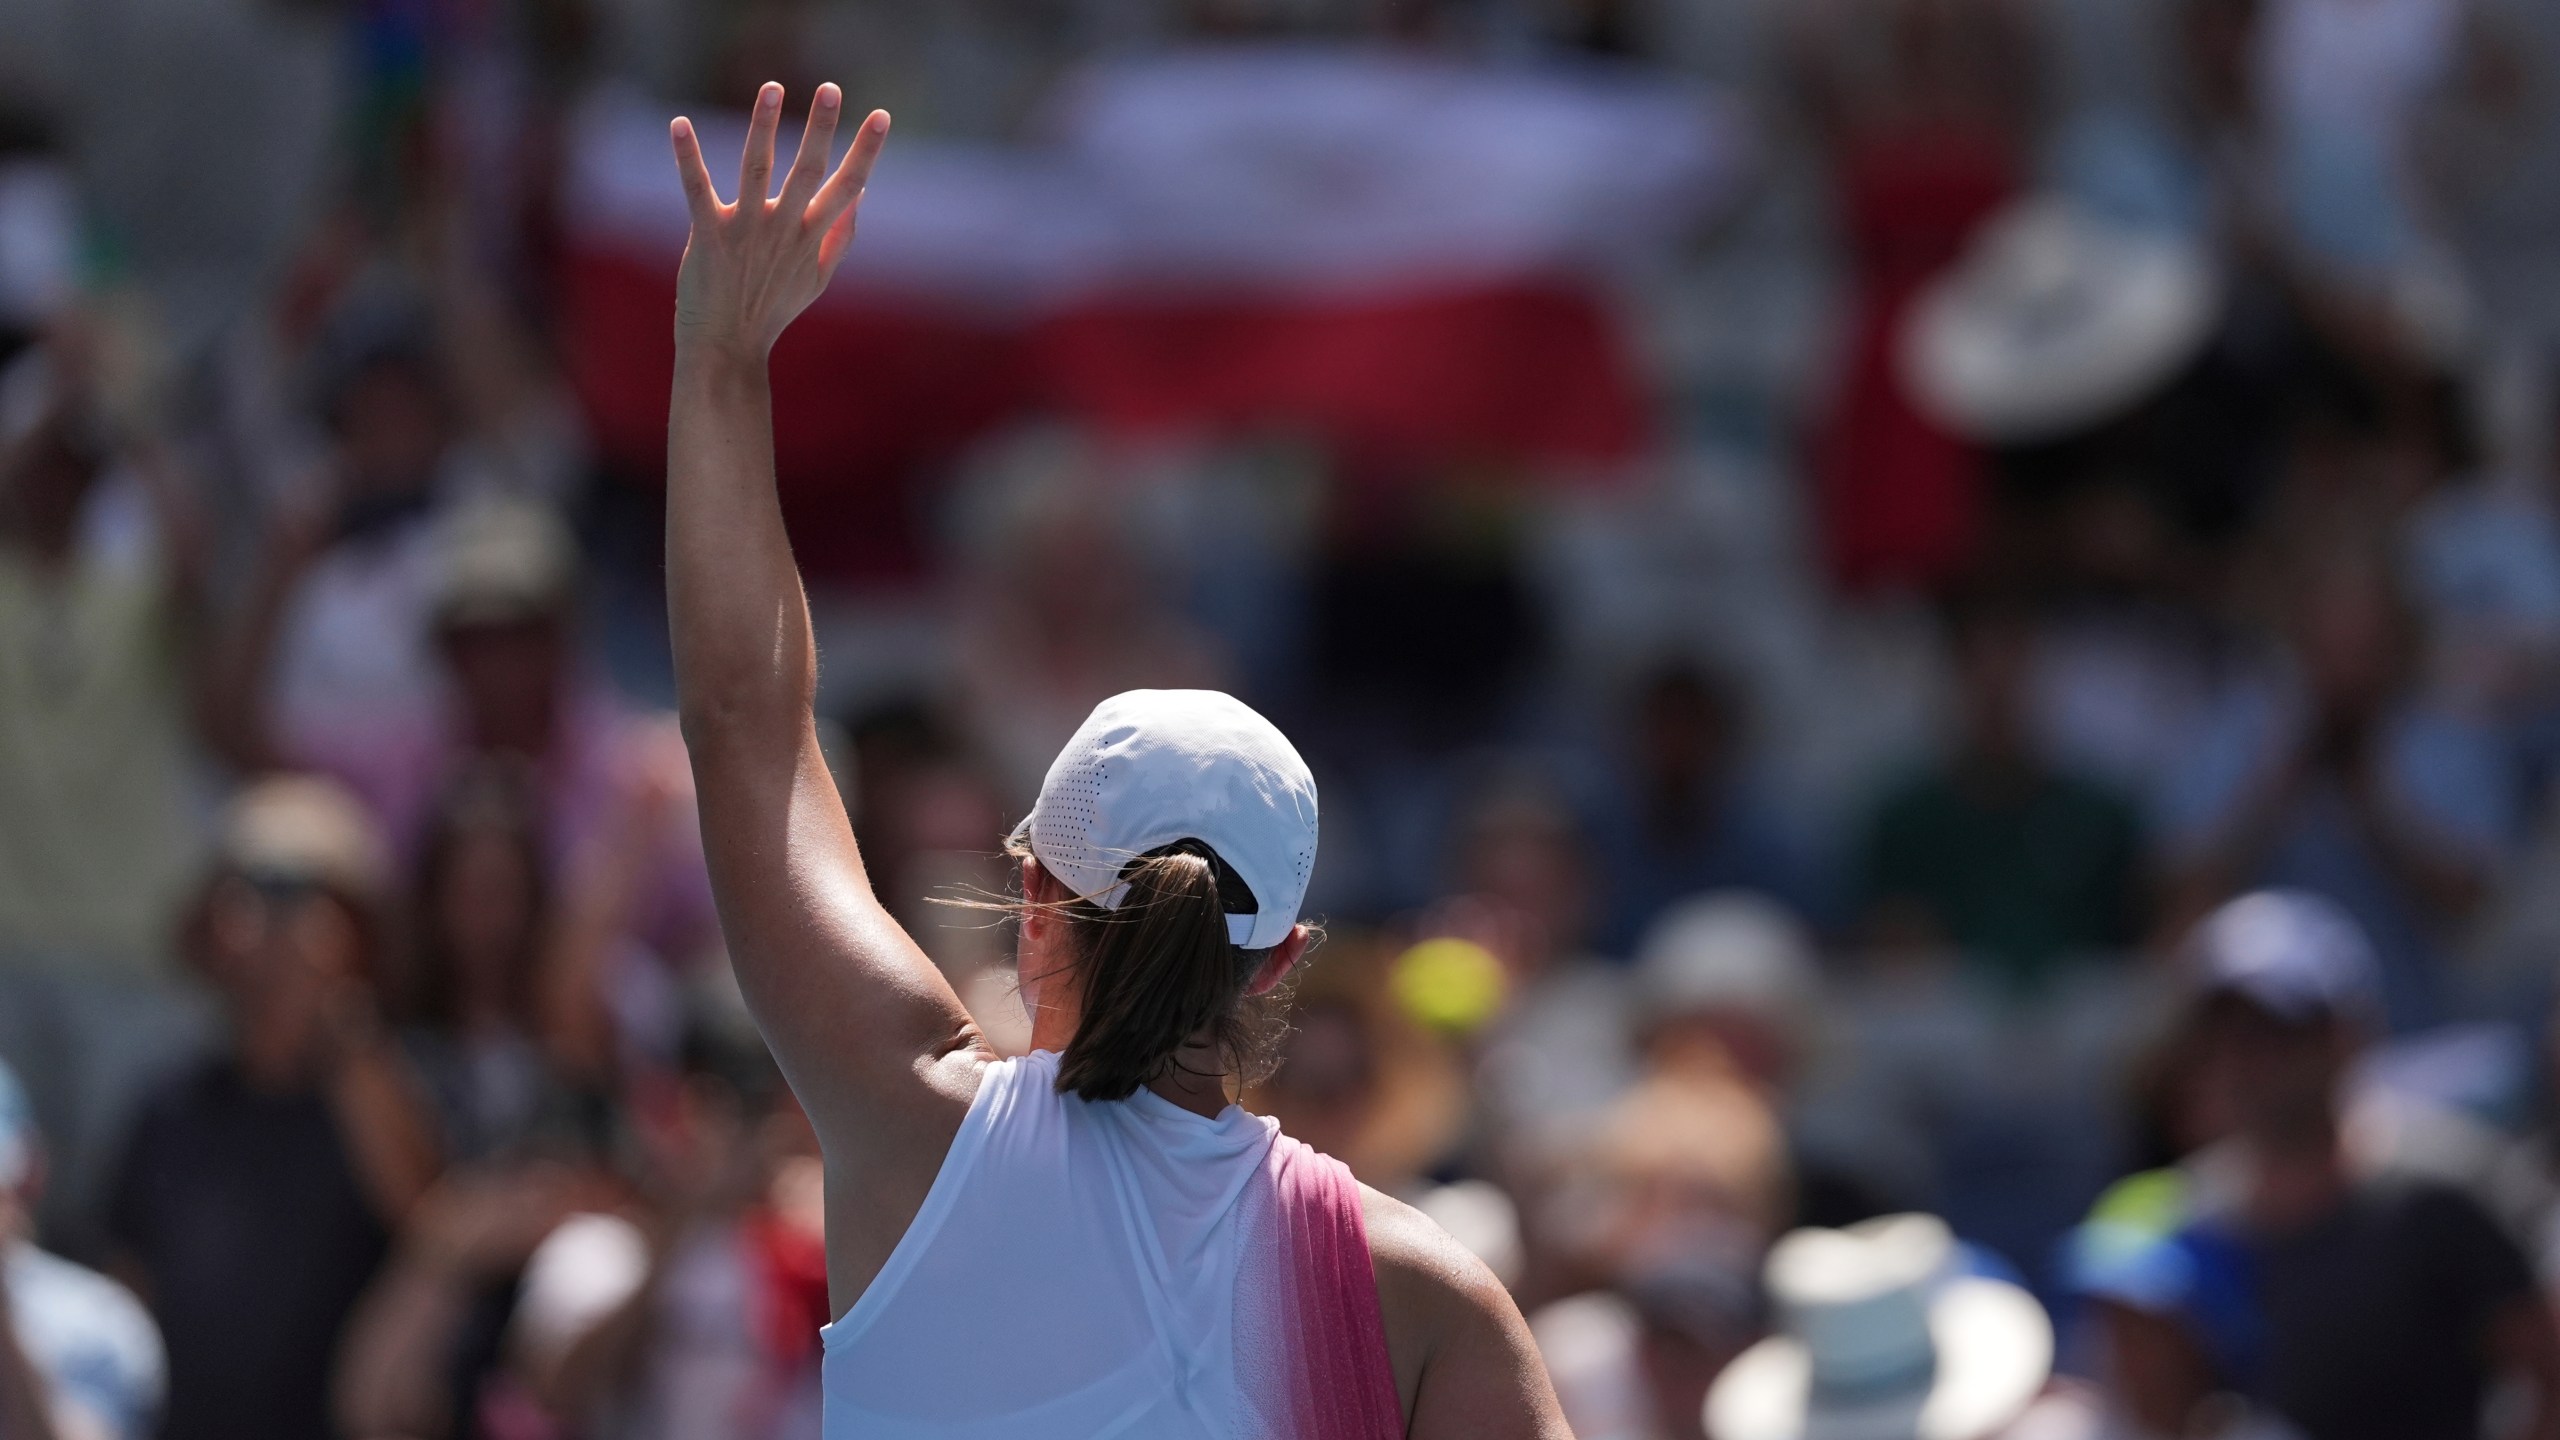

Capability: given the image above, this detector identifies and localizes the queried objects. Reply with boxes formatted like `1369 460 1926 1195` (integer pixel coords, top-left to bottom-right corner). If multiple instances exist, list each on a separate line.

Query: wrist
673 332 771 382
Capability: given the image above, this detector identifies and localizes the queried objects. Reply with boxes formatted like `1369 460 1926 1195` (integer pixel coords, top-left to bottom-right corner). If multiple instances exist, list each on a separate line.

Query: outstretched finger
668 117 723 224
780 82 843 214
736 82 783 208
810 109 891 229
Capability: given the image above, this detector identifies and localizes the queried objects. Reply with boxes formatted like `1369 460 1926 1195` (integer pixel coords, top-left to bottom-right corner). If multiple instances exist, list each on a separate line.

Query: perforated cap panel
1015 690 1318 951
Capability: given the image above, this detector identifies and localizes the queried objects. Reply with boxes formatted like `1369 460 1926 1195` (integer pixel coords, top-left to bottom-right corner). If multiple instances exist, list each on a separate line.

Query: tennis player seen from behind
663 81 1572 1438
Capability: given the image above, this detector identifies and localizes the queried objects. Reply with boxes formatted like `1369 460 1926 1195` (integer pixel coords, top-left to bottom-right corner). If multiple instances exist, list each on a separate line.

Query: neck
1145 1040 1238 1119
1028 1009 1236 1120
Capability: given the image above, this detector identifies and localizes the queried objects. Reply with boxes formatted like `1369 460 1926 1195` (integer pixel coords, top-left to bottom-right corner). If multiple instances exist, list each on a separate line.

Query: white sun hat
1901 196 2222 446
1013 689 1318 951
1635 891 1823 1033
1707 1214 2053 1440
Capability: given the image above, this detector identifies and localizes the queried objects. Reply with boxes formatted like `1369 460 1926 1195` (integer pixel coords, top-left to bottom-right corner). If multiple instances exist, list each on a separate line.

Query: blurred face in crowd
1645 1006 1796 1095
334 357 450 503
861 747 1007 936
1259 1000 1378 1160
1457 801 1593 970
1634 670 1737 813
1011 507 1148 655
1952 610 2038 767
637 1049 825 1235
2292 564 2410 723
432 823 544 1026
201 874 374 1088
2189 994 2351 1158
440 615 568 755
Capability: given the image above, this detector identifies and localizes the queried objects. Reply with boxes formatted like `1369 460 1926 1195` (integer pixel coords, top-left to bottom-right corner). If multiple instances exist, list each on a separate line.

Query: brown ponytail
1048 841 1285 1102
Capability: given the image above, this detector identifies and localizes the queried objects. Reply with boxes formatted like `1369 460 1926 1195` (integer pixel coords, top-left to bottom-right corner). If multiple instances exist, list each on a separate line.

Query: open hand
669 82 889 360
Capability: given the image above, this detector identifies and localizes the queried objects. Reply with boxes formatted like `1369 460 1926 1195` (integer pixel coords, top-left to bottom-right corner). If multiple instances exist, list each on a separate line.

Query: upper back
820 1050 1401 1440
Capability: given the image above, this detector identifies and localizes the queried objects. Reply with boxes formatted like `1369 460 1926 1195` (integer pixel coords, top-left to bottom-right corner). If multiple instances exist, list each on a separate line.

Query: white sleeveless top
820 1050 1396 1440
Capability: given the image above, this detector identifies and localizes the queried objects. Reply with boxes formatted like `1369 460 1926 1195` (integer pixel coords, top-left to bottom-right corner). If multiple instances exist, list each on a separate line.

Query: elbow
676 687 808 767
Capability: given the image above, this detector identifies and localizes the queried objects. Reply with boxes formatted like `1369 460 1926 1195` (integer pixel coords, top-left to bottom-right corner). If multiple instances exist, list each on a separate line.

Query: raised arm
663 83 986 1304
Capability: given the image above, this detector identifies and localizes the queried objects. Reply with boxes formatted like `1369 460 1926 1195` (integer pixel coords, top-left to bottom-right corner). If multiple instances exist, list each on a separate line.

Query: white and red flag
556 48 1741 574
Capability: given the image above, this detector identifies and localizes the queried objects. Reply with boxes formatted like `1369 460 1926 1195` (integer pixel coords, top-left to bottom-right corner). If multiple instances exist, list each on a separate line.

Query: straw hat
217 774 392 908
1902 197 2221 446
1707 1215 2052 1440
433 495 580 630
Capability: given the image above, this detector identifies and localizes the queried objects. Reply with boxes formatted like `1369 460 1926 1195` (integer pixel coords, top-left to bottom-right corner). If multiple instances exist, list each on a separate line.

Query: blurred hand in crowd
335 1160 621 1440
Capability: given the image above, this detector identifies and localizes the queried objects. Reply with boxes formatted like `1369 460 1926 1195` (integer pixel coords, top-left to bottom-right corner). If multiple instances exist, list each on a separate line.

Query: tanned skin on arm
664 84 1570 1435
663 83 989 1318
1364 1188 1575 1440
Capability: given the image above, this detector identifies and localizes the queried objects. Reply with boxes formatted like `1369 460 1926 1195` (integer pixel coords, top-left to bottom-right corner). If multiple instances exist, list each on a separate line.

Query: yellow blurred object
1242 932 1469 1192
1390 936 1508 1034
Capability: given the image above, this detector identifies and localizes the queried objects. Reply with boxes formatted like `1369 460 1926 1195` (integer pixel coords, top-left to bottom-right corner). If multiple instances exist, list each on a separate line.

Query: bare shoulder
1362 1185 1498 1311
1361 1185 1573 1440
820 1035 995 1320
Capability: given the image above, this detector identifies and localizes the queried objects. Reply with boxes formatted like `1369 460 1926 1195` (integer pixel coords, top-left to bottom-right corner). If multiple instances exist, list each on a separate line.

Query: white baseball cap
2187 889 2380 1026
1013 689 1318 951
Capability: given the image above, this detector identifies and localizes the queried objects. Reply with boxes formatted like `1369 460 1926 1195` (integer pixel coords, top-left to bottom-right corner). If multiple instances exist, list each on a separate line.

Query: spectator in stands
840 699 1024 1050
1705 1213 2057 1440
949 430 1229 808
0 332 222 1253
2159 536 2513 1030
216 258 590 802
2072 891 2560 1440
1531 1054 1790 1440
105 777 442 1440
1244 936 1467 1195
397 759 617 1163
331 1148 621 1440
1587 663 1830 955
328 759 694 1439
0 1056 163 1440
230 493 713 992
1632 892 1896 1231
221 315 480 780
0 334 211 967
1857 586 2148 992
1443 777 1634 1156
505 1019 828 1440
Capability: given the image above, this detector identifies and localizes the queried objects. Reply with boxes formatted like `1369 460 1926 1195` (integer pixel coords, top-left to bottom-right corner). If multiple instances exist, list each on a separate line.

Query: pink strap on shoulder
1265 1136 1406 1440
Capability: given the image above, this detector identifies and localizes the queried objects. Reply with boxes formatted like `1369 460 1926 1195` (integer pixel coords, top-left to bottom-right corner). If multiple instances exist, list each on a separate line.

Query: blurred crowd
5 0 2560 1438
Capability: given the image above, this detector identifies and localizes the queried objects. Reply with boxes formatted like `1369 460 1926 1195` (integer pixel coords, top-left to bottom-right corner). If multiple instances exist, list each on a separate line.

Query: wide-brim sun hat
1901 196 2222 447
1707 1215 2053 1440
